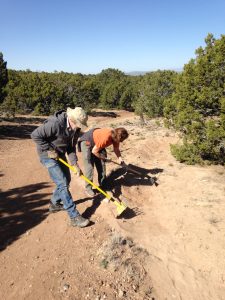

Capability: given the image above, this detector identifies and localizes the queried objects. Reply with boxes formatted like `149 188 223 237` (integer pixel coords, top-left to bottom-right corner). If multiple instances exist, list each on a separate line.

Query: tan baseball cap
67 107 88 129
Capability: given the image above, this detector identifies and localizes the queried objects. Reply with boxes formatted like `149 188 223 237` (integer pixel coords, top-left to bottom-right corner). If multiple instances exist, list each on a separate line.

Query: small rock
63 283 70 291
118 290 125 298
132 284 138 291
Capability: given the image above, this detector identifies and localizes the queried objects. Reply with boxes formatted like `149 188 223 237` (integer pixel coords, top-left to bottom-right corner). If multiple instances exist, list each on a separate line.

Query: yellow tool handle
58 158 111 200
58 157 127 215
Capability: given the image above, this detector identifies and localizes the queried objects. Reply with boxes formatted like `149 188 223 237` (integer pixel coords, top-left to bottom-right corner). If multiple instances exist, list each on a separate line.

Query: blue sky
1 0 225 74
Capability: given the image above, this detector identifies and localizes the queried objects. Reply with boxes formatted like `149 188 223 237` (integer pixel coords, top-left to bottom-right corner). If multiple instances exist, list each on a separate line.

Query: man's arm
66 129 80 166
31 121 58 151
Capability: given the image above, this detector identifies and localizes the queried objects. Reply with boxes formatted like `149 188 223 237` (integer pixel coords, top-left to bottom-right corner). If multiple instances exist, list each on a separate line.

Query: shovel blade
115 201 127 217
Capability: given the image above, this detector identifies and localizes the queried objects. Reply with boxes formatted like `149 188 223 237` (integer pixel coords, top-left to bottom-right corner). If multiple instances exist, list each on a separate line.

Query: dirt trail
0 111 225 300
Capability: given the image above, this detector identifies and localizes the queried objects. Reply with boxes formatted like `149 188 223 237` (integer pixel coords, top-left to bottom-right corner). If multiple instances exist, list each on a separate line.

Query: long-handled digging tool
58 157 128 217
110 160 157 186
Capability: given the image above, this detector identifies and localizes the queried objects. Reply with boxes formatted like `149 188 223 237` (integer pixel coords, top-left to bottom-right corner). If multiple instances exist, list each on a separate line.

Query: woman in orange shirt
79 127 129 196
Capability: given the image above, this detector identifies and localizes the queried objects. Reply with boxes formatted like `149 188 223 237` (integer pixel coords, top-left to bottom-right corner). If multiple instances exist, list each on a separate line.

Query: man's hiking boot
70 215 90 228
85 188 95 197
49 202 64 213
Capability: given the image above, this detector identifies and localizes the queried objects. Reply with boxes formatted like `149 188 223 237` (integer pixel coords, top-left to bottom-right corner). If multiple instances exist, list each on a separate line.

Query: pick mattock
58 157 128 217
110 160 157 185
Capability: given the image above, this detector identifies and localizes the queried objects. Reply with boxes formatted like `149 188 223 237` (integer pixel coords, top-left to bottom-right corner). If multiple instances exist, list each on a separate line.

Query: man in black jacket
31 107 90 228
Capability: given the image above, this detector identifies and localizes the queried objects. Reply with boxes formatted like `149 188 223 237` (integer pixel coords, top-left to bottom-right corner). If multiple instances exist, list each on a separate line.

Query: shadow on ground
89 111 118 118
99 164 164 209
75 194 103 219
105 164 163 194
0 182 51 251
78 194 141 220
117 206 144 219
0 124 38 139
75 165 164 220
127 164 164 177
0 116 45 124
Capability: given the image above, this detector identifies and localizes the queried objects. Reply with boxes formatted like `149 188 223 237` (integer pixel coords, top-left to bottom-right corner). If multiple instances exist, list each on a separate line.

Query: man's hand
47 149 58 160
73 163 83 177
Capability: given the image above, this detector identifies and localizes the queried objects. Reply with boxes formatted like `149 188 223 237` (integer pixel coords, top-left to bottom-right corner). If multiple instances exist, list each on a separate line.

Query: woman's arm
92 145 106 160
113 143 126 164
113 144 121 158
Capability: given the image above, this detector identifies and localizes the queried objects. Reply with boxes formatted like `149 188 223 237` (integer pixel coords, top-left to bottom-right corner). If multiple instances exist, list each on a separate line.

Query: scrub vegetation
0 33 224 164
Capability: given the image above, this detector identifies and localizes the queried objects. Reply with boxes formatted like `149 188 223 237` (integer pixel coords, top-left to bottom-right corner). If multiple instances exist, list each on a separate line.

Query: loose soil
0 110 225 300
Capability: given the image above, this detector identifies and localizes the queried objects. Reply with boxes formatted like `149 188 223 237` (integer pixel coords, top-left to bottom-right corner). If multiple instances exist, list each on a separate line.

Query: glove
47 149 58 160
73 163 83 177
120 161 127 167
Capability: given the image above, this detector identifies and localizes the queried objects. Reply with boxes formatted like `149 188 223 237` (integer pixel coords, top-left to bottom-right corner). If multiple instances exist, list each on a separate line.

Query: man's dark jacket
31 110 80 165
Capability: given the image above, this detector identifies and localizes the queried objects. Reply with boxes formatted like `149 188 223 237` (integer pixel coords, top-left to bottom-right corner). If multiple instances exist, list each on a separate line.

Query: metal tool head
114 199 128 217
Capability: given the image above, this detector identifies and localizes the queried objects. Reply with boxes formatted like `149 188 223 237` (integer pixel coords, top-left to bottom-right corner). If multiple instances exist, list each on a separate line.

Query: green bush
171 143 203 165
165 34 225 165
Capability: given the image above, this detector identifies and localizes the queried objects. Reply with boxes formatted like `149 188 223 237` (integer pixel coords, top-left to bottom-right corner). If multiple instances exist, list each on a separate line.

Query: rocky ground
0 110 225 300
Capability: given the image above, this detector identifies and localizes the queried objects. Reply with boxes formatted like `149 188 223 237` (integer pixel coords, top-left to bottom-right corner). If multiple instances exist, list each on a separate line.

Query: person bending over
79 127 129 196
31 107 90 228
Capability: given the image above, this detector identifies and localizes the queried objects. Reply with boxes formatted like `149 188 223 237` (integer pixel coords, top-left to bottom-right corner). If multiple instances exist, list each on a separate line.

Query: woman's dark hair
112 128 129 143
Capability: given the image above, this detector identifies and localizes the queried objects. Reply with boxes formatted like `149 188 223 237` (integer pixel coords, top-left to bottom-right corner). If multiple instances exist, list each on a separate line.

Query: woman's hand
118 157 126 165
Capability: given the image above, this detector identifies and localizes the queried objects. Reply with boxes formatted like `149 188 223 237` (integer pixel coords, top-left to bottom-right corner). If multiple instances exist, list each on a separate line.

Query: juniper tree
0 52 8 104
164 34 225 164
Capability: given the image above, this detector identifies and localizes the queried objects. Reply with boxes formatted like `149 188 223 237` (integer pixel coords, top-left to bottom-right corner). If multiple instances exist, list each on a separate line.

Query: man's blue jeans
40 156 79 219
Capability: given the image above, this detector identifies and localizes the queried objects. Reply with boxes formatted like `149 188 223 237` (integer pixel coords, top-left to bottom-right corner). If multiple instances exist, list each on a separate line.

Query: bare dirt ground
0 110 225 300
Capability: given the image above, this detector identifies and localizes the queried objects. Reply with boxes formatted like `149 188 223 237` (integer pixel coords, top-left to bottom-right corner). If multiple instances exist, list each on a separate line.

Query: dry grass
97 231 152 296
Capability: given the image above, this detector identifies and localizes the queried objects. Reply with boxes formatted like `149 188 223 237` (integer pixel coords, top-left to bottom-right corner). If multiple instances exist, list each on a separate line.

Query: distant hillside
126 68 183 76
126 71 148 76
